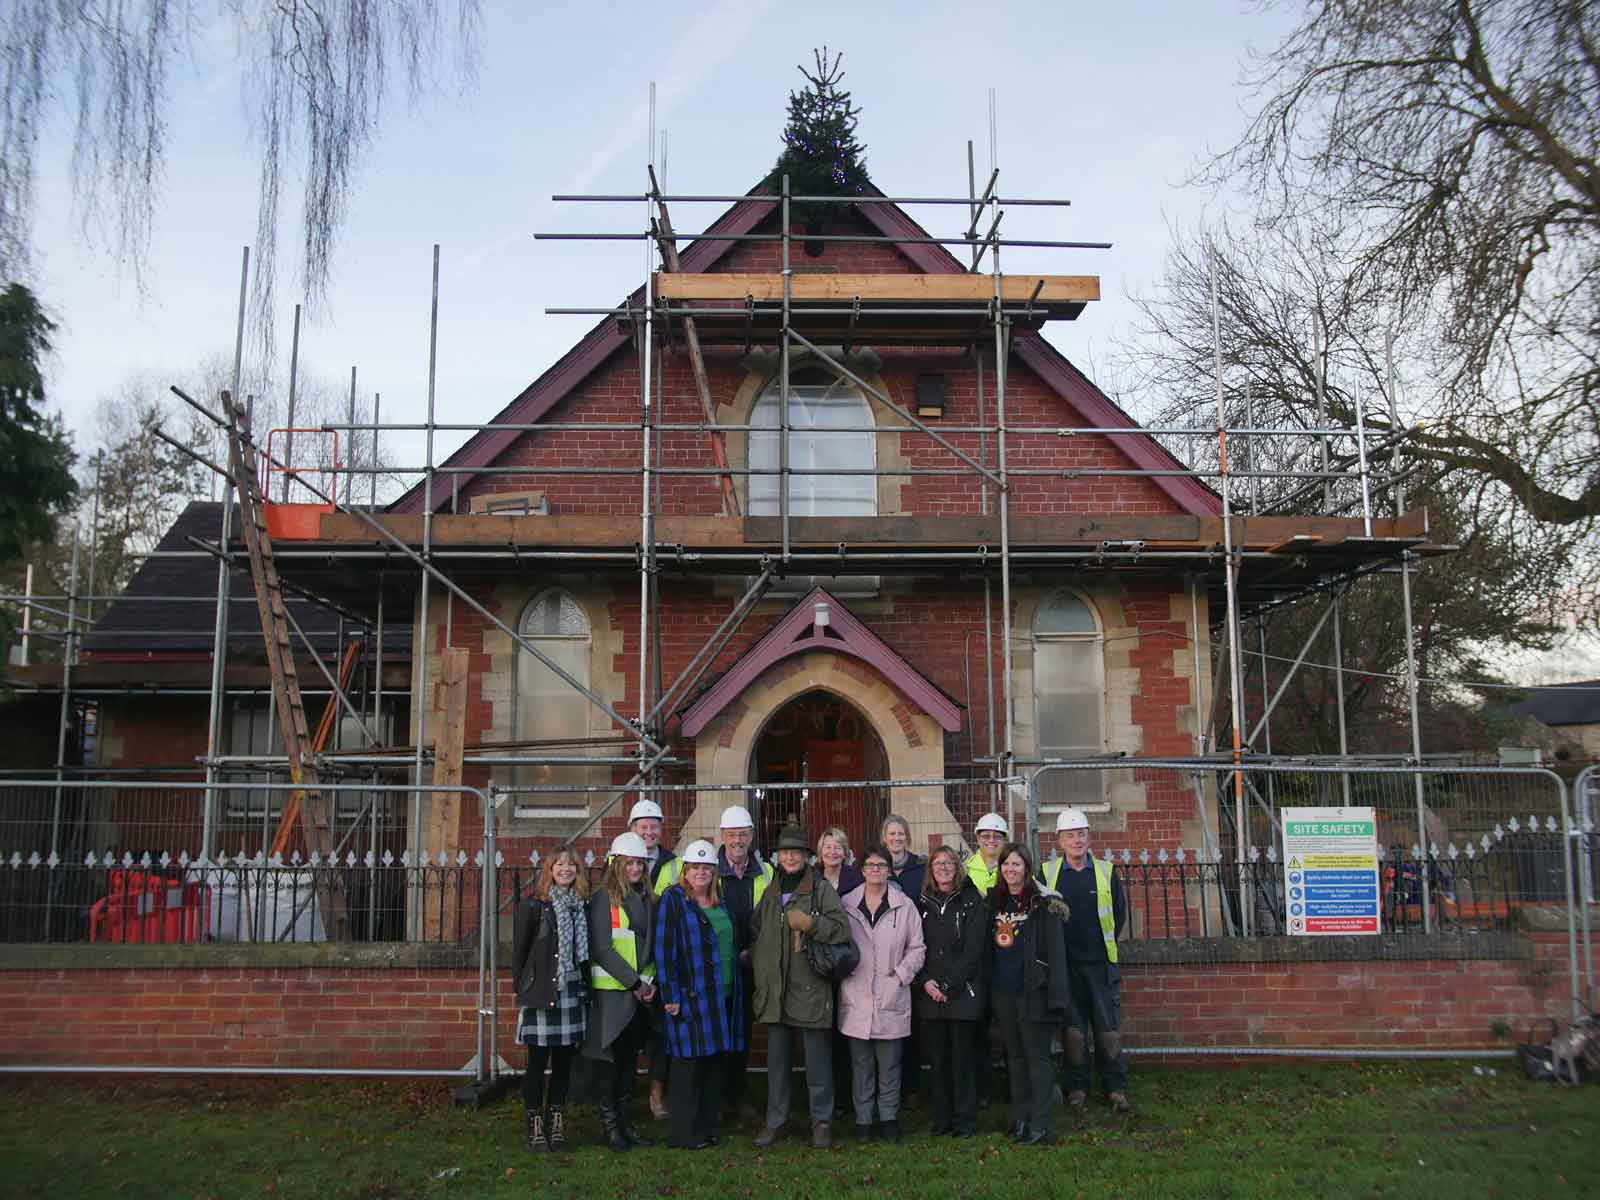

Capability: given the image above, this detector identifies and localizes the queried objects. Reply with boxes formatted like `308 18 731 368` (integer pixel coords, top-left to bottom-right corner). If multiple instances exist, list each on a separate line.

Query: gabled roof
393 183 1220 517
1508 681 1600 728
679 588 963 737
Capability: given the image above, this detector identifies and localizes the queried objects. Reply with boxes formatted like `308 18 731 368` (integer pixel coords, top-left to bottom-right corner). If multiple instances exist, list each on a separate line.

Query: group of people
510 799 1129 1154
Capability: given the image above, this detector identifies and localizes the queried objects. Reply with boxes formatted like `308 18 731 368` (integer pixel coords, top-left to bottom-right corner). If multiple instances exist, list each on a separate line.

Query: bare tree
1 2 479 347
1124 0 1600 623
1171 1 1599 532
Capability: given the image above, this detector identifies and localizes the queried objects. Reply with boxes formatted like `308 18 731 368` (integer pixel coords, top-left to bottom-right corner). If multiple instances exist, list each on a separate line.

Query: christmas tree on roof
767 48 870 239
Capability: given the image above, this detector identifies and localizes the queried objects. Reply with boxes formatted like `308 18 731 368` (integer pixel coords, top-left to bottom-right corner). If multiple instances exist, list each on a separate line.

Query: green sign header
1285 820 1374 838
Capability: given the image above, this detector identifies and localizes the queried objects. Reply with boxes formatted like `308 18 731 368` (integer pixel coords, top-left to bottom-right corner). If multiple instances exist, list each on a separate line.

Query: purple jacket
837 884 927 1041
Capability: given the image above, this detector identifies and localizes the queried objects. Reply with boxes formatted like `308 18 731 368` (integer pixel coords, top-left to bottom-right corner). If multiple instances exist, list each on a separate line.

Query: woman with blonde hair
814 826 863 898
512 847 592 1152
579 831 658 1152
654 840 746 1149
814 825 862 1117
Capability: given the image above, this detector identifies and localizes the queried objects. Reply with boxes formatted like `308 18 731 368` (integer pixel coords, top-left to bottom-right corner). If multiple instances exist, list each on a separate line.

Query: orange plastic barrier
89 870 211 944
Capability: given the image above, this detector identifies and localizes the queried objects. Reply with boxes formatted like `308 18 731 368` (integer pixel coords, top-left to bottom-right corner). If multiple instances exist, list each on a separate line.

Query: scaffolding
2 112 1456 939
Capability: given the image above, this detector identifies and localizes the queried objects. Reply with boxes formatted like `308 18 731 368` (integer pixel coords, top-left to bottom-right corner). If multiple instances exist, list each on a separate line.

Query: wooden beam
653 196 740 517
654 272 1101 305
422 647 468 944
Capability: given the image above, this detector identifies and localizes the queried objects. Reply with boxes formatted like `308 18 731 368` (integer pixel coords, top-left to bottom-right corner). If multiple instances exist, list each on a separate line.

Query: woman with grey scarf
512 848 592 1152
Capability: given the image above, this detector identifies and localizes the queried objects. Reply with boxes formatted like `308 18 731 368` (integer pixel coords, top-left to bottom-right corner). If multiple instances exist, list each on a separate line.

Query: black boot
599 1105 632 1152
547 1106 567 1150
618 1103 656 1147
525 1107 547 1153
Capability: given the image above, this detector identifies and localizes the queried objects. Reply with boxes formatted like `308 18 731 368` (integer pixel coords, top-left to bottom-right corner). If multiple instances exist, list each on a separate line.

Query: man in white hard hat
965 812 1009 895
715 803 773 1119
627 797 677 1120
1039 807 1130 1115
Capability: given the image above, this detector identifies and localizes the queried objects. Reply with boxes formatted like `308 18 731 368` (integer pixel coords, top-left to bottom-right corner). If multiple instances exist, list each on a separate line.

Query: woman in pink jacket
837 842 927 1142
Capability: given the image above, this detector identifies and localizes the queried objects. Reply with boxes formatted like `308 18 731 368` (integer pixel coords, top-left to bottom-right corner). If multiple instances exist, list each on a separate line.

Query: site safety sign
1280 807 1381 936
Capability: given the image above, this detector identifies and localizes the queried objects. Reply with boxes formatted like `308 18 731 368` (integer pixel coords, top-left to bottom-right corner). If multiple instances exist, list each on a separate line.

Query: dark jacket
654 887 747 1059
987 887 1072 1025
511 894 588 1010
580 883 655 1060
750 864 848 1029
913 878 987 1022
819 862 865 899
717 846 772 944
890 851 926 899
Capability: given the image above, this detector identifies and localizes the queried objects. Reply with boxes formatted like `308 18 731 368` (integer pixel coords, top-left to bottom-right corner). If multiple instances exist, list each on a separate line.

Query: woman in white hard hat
629 797 676 1120
579 830 659 1152
512 847 591 1153
1040 807 1130 1115
966 812 1009 895
989 842 1071 1146
715 803 771 1120
654 839 746 1150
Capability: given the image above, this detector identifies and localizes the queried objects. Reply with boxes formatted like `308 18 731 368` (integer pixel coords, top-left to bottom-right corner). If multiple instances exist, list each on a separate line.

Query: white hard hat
628 799 664 824
719 804 755 830
975 812 1010 837
680 839 717 865
609 831 649 860
1056 808 1090 833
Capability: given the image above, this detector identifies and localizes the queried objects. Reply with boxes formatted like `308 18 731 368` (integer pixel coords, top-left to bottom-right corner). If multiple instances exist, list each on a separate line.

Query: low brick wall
1 921 1592 1071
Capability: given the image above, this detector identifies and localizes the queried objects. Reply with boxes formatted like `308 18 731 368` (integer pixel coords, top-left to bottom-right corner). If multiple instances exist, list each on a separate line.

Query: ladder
223 395 348 938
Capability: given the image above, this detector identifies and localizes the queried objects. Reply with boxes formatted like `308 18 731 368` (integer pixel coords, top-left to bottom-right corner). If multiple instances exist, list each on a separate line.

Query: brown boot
1108 1091 1133 1115
811 1120 832 1149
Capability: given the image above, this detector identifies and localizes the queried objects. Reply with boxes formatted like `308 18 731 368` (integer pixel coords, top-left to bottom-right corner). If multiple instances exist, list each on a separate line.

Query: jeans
847 1037 903 1125
1063 959 1128 1096
763 1023 835 1127
991 989 1055 1136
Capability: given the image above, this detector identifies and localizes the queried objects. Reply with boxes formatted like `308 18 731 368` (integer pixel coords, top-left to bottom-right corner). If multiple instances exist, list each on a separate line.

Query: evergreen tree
767 48 870 230
0 284 76 568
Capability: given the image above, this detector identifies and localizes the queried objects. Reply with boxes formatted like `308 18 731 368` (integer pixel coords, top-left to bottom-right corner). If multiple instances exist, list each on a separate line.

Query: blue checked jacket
653 885 747 1059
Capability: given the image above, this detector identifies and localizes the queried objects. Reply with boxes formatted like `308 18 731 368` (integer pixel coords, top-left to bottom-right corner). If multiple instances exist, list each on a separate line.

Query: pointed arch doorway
751 689 887 855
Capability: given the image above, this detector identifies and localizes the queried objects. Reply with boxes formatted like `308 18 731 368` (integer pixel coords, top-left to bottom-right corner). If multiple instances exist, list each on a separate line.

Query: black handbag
802 888 860 982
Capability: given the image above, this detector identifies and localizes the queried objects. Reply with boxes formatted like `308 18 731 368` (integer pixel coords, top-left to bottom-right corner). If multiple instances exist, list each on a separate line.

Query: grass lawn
1 1060 1596 1199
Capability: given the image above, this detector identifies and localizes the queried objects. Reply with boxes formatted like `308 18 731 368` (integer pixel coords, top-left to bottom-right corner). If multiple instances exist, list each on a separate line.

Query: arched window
515 589 591 803
749 367 876 516
1032 589 1105 806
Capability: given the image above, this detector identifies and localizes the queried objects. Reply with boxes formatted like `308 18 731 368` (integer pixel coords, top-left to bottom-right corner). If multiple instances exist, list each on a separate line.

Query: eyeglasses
862 861 890 871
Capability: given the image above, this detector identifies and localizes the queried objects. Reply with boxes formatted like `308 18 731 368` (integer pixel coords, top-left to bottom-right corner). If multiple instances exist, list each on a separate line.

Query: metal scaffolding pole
412 245 440 934
201 246 251 862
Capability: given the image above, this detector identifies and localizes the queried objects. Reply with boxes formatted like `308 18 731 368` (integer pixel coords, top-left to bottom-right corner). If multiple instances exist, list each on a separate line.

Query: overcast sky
24 0 1297 471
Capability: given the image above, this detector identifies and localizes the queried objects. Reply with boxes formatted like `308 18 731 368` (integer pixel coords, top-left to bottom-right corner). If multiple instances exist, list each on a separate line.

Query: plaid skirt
516 972 587 1047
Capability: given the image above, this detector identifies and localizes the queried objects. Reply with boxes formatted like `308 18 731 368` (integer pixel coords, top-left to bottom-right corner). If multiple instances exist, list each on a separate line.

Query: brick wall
459 207 1183 521
2 932 1589 1070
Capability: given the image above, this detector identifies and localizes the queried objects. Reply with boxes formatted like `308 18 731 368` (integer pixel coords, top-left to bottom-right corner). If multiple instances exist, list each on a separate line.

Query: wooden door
804 740 868 853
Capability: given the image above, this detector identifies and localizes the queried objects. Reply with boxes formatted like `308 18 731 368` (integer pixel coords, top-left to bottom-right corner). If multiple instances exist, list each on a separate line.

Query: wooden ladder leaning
223 394 349 939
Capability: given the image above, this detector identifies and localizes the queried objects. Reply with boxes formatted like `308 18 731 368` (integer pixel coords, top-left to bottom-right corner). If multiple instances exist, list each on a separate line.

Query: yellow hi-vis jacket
591 900 655 990
965 853 1001 895
1042 854 1119 964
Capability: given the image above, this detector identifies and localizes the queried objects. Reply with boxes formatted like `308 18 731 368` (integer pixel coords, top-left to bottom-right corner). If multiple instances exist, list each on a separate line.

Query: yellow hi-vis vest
652 857 680 897
966 853 1000 895
1042 854 1118 964
591 900 654 990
